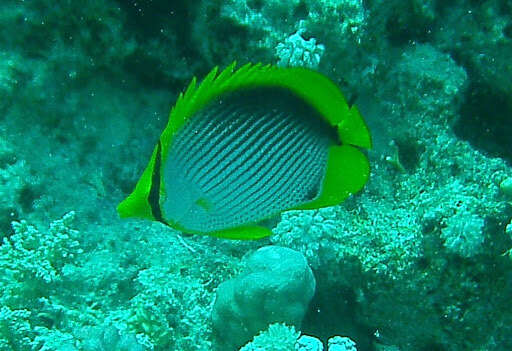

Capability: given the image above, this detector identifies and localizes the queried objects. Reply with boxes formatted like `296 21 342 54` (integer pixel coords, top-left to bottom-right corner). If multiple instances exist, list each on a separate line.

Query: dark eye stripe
148 141 166 224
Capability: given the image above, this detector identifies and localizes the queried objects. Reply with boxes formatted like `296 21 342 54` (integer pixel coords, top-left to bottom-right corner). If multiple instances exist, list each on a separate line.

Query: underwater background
1 0 512 350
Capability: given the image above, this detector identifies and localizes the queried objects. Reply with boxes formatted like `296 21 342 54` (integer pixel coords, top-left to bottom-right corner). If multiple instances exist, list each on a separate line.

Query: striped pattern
161 88 336 234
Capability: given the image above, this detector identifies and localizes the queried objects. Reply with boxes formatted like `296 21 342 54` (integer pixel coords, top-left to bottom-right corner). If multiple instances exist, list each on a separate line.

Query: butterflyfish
117 62 371 239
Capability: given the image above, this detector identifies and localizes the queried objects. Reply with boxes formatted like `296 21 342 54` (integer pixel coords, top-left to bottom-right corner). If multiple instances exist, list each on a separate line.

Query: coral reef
276 28 325 68
0 213 81 349
1 0 512 350
239 323 299 351
296 335 324 351
328 336 357 351
213 246 315 350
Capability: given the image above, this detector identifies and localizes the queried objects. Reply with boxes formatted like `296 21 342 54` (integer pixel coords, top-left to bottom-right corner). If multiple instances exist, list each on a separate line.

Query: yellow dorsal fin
159 62 371 163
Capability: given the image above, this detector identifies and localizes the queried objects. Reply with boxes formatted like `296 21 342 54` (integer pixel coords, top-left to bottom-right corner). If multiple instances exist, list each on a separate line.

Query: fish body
118 62 371 239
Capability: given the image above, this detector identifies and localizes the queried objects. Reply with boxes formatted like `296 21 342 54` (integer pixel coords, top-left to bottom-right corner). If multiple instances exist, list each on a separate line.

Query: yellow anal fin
208 225 272 240
296 144 370 210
